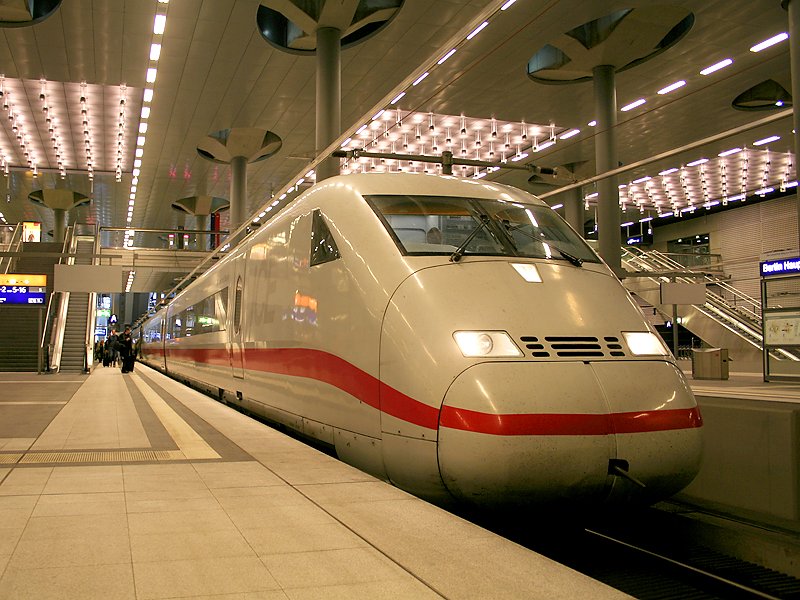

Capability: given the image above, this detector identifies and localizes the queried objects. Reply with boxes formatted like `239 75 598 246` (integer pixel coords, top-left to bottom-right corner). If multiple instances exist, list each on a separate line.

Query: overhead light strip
126 0 169 245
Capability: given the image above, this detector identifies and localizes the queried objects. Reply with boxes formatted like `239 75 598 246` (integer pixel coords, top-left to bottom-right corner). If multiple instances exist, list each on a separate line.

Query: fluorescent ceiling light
620 221 634 227
412 72 429 86
135 148 143 157
139 123 148 133
143 89 153 102
501 0 517 9
686 158 708 166
587 120 597 126
536 140 555 151
658 168 679 175
371 109 385 120
467 21 489 40
559 128 580 140
621 98 646 112
753 135 780 145
550 203 563 210
141 106 150 119
146 68 157 83
137 136 145 146
750 32 788 52
150 43 161 61
437 49 456 64
657 80 686 94
718 147 742 157
700 58 733 75
632 176 651 184
153 14 166 35
390 92 405 104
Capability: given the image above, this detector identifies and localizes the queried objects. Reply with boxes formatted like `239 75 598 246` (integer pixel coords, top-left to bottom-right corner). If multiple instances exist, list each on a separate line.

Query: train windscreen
366 194 600 263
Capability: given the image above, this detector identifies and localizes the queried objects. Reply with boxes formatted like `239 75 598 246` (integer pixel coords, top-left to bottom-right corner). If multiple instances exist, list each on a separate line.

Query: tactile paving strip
0 454 22 464
17 449 187 464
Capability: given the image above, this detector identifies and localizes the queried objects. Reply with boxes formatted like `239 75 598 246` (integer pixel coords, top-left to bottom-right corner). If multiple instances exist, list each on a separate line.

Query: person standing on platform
119 325 135 373
106 329 119 367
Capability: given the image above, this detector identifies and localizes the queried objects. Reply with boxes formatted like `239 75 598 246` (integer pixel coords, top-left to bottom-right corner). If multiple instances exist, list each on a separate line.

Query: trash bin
691 348 729 380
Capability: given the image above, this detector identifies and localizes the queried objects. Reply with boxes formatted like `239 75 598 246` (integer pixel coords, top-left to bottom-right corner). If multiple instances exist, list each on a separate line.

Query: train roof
312 173 548 207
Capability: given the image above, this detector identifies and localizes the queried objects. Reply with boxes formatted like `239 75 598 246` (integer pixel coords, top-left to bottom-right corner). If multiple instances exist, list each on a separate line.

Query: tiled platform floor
0 365 626 599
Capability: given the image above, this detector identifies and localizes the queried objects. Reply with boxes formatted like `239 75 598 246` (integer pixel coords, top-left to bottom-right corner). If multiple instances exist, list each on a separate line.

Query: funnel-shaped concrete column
0 0 62 27
197 128 281 231
28 189 90 243
257 0 404 181
172 195 230 250
527 7 694 275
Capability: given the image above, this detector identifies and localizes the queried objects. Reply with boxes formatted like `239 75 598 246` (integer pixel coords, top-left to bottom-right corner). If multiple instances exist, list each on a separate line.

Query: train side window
310 209 340 266
233 277 243 334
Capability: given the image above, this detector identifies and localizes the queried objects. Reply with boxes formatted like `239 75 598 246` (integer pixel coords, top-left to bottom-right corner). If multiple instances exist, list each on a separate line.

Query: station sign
0 274 47 305
760 257 800 277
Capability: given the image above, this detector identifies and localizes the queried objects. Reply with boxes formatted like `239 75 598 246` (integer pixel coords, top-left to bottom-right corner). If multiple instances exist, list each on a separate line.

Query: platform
0 365 626 599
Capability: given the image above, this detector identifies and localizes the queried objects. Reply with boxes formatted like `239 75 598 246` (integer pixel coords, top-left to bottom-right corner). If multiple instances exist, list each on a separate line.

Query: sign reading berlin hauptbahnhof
0 274 47 304
760 257 800 277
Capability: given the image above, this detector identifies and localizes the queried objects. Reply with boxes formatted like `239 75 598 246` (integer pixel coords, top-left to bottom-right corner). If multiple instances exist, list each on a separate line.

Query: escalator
621 247 797 370
50 235 97 373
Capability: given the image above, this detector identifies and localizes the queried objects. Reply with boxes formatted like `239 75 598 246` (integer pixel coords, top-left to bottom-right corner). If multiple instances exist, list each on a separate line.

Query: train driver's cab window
310 209 341 266
366 194 599 263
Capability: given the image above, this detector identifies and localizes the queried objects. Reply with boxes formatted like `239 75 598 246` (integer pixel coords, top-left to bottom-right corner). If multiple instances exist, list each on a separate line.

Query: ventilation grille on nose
519 336 626 358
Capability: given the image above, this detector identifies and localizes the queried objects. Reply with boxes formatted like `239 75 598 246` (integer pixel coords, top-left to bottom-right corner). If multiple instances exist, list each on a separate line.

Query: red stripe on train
149 345 701 436
438 406 702 436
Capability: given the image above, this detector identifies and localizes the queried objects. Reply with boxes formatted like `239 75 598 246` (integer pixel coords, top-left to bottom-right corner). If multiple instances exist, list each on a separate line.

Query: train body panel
138 172 703 510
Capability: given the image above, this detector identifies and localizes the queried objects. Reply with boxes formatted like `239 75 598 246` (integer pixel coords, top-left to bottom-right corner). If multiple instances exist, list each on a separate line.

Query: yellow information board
0 274 47 286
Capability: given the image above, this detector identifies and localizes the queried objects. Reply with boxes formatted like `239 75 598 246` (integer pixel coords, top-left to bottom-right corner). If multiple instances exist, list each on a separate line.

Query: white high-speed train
139 173 702 508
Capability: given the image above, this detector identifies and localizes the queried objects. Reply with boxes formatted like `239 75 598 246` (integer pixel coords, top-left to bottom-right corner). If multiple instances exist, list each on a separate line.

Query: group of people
94 325 136 373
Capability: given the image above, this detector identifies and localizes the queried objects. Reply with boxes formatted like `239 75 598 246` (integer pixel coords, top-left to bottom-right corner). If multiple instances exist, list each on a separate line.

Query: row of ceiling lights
125 0 169 289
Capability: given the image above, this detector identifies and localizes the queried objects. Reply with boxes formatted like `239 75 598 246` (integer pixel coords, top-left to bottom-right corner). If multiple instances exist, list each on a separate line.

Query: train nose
437 361 702 508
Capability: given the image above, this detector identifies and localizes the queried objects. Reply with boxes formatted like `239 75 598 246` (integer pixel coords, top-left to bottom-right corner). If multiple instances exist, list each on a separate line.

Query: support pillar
593 65 622 276
783 0 800 249
316 26 342 181
53 208 66 243
563 187 584 236
230 155 248 231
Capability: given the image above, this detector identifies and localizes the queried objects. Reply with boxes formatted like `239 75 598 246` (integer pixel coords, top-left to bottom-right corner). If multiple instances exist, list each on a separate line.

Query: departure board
0 274 47 305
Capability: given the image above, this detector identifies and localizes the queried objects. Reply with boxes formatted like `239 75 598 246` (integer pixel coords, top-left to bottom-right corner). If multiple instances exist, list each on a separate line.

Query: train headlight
453 331 523 357
622 331 669 356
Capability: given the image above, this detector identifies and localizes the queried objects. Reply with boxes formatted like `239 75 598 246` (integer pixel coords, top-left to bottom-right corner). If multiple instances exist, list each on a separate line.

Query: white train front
139 173 703 509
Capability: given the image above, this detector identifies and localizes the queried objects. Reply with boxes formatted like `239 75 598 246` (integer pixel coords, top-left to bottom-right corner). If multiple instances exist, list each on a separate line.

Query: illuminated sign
760 257 800 277
0 274 47 305
22 222 41 242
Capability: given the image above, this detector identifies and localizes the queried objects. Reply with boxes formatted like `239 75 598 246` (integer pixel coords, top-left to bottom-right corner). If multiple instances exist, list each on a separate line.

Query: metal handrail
83 226 99 372
1 223 23 274
48 227 75 372
621 247 764 342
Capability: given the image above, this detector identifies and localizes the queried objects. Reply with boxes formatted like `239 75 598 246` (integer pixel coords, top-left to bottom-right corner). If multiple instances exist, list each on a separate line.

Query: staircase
0 306 42 371
57 239 94 372
0 241 63 372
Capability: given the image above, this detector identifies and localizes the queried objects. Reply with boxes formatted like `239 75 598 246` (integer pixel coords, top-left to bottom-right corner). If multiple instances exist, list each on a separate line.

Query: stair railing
1 222 23 274
82 227 99 372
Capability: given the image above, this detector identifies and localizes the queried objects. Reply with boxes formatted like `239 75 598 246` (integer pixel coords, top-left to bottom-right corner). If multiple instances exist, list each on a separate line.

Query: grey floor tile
0 563 135 600
284 579 445 600
133 556 280 599
7 533 131 569
130 528 256 562
261 547 411 590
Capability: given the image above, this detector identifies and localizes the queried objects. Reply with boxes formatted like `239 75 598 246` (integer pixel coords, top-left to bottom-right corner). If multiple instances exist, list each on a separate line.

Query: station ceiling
0 0 794 242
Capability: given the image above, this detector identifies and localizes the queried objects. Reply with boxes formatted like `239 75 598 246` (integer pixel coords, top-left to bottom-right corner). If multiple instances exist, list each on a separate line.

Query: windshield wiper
450 214 491 262
502 222 583 267
554 246 583 267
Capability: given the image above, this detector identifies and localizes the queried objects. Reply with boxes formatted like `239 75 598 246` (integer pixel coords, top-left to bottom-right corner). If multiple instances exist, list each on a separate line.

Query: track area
470 507 800 600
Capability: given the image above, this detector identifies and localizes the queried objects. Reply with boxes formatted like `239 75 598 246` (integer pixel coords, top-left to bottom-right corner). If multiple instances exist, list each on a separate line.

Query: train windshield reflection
367 194 599 263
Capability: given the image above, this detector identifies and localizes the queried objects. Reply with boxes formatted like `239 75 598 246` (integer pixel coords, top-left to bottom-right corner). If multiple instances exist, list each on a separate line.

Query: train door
229 255 246 379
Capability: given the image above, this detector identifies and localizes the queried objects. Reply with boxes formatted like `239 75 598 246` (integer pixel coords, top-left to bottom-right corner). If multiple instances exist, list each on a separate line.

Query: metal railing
0 223 22 274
